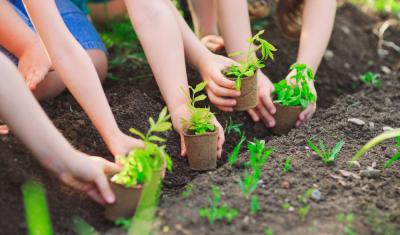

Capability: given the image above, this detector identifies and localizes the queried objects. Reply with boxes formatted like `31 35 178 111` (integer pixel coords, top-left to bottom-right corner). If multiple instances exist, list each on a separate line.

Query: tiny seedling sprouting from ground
336 213 358 235
307 139 345 164
351 129 400 169
284 156 292 173
296 188 316 220
229 135 246 166
282 202 292 211
181 184 194 198
198 186 238 225
264 228 274 235
250 195 260 215
225 116 244 136
360 72 381 88
298 205 311 220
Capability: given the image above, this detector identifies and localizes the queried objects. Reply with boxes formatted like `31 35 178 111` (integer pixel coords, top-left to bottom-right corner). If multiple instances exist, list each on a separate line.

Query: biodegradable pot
184 129 218 171
104 183 142 221
271 103 302 135
227 74 258 111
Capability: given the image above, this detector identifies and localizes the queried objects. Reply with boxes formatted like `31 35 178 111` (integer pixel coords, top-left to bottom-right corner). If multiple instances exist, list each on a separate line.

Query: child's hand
247 71 276 127
170 104 225 158
52 151 121 205
197 53 241 112
105 132 144 161
0 124 9 135
285 69 317 127
18 40 52 91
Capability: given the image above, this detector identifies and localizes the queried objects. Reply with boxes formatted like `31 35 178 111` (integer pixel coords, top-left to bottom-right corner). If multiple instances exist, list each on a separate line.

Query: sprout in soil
307 139 345 165
181 81 216 135
224 30 277 90
111 107 173 187
198 186 238 225
360 72 381 88
228 135 246 167
336 213 357 235
273 63 316 109
351 128 400 168
224 116 244 136
283 156 292 173
250 195 260 215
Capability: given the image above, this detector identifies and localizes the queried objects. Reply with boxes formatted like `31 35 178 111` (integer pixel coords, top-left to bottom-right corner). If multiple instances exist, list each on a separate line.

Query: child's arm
0 54 119 204
22 0 143 157
0 1 51 90
124 0 225 157
293 0 336 127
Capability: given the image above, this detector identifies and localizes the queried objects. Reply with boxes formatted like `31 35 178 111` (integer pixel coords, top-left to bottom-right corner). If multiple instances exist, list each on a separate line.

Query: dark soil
0 3 399 235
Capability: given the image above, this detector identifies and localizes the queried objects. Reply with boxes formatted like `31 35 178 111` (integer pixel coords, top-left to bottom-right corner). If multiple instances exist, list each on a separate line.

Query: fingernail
269 121 275 127
271 108 276 114
107 194 115 203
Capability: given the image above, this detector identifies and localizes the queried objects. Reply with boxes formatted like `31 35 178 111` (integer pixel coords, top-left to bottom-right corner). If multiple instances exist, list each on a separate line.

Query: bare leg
33 49 108 100
187 0 224 52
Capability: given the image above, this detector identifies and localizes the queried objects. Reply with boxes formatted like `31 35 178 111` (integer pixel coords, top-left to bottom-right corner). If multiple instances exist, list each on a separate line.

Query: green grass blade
352 129 400 162
384 152 400 168
307 139 323 158
22 180 53 235
331 140 345 158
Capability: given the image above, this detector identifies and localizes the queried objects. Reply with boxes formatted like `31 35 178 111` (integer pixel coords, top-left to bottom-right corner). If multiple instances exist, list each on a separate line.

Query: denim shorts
1 0 107 64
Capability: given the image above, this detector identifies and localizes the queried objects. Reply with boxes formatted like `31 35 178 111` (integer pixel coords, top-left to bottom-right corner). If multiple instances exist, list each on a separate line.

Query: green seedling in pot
307 139 345 165
351 129 400 168
112 107 173 187
360 72 381 88
181 81 216 135
284 156 292 173
224 30 276 90
198 186 238 224
273 63 316 109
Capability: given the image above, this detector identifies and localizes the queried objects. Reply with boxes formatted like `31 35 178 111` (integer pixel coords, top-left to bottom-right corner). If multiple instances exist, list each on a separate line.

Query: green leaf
148 135 166 143
194 81 207 93
307 139 323 158
384 152 400 168
331 140 345 158
194 94 207 103
129 128 146 140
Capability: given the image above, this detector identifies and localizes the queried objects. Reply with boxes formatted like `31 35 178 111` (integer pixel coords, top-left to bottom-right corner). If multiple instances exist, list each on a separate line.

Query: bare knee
88 49 108 83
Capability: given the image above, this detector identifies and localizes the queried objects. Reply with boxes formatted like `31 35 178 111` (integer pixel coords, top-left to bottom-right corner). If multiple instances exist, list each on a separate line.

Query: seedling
296 188 315 220
273 63 316 109
352 129 400 168
181 184 194 198
224 30 277 90
228 135 246 167
307 139 345 164
264 228 274 235
298 205 311 220
181 81 216 135
282 202 291 211
225 117 243 136
283 156 292 173
360 72 381 88
336 213 357 235
247 139 273 171
238 170 260 199
250 195 260 215
112 107 172 187
198 186 238 224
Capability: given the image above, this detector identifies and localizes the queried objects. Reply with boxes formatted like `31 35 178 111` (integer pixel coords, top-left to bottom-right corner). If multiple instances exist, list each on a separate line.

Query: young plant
360 72 381 88
298 205 311 220
273 63 316 109
198 186 238 225
247 139 273 171
250 195 260 215
283 156 292 173
181 81 216 135
238 170 260 199
307 139 345 164
351 129 400 168
225 117 243 136
228 135 247 167
224 30 277 90
181 184 193 198
336 213 357 235
111 107 173 187
297 188 314 220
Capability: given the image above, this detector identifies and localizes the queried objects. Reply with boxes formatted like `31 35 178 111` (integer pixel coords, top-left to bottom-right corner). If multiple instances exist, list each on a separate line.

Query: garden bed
0 3 398 235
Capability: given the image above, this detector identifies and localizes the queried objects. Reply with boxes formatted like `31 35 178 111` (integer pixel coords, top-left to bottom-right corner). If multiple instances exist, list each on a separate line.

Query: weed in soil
283 156 292 173
360 72 381 88
307 139 345 165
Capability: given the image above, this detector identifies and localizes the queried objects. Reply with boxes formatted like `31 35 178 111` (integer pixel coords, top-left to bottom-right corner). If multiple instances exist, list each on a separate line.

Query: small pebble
324 50 334 60
281 181 290 189
288 207 295 212
311 189 322 202
369 122 375 130
360 167 381 178
341 26 351 35
381 65 391 74
348 118 366 126
383 126 394 131
339 170 361 180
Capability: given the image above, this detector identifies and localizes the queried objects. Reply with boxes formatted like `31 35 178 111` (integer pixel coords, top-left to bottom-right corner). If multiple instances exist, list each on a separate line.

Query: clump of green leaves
182 82 216 135
336 213 357 235
273 63 316 109
352 129 400 169
307 139 345 164
224 117 243 136
112 108 173 187
360 72 381 88
284 156 292 173
198 186 238 225
224 30 277 90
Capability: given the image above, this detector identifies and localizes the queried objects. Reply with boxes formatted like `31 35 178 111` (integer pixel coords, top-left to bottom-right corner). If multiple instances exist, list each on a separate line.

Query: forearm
22 0 121 142
297 0 336 73
0 55 75 172
0 1 38 57
125 0 188 113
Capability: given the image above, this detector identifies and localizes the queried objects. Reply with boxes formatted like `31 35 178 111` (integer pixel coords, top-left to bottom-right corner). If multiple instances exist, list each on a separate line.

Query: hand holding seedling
18 40 52 91
247 71 277 127
55 152 121 205
197 53 241 112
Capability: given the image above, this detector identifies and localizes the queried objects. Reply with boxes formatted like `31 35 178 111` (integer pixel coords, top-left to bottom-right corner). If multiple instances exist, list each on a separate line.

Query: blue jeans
1 0 106 64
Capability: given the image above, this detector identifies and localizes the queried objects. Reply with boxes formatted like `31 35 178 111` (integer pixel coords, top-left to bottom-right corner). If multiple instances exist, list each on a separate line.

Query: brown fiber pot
228 74 258 111
104 168 164 221
184 130 218 171
271 103 302 135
